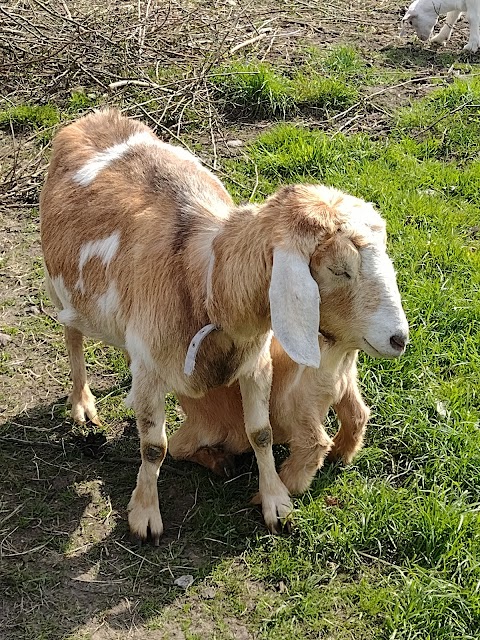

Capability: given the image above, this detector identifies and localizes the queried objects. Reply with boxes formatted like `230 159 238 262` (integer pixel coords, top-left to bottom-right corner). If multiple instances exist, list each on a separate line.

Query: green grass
211 48 360 119
0 103 60 131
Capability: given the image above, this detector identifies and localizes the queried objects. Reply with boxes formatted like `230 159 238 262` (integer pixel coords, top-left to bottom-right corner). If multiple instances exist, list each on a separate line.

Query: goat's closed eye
328 267 351 279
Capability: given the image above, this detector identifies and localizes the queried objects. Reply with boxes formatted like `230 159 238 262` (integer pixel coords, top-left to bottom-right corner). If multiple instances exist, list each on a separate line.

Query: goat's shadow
380 43 475 71
0 393 345 639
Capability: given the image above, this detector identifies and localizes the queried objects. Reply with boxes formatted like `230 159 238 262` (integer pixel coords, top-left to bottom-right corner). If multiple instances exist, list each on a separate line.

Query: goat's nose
390 333 407 352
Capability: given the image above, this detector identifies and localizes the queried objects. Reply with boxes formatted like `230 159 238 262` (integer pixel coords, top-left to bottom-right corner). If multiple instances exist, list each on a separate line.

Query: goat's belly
60 306 125 348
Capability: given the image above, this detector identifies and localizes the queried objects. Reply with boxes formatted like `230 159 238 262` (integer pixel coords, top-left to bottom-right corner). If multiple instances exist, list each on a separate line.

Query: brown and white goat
40 108 408 542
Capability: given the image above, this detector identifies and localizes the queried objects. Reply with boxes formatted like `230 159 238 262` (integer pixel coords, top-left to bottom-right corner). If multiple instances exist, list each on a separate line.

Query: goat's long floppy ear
400 11 411 37
269 247 321 368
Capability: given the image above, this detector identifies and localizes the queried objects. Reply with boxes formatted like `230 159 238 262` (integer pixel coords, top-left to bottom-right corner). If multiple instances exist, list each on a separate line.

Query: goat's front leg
127 368 167 545
431 10 462 44
328 378 370 464
239 364 292 533
279 418 333 495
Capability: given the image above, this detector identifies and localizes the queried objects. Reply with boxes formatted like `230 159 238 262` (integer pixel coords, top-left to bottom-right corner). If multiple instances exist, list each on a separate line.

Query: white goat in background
402 0 480 52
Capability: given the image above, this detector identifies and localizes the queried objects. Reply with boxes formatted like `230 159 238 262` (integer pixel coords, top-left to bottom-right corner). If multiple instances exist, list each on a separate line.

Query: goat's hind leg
65 326 100 425
127 367 167 545
464 1 480 52
46 270 99 425
279 422 332 495
169 420 236 478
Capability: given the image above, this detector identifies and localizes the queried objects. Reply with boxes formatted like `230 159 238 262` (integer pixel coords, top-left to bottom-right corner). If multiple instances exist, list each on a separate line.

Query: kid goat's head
401 0 438 41
266 184 409 366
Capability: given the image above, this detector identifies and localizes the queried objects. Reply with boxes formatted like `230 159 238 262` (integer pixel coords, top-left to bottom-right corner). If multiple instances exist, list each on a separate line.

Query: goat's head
401 0 438 41
267 185 409 367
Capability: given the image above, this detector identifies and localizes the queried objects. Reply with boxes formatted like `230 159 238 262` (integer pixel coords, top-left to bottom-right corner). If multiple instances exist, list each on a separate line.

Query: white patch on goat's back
76 230 120 292
164 143 201 165
73 131 159 186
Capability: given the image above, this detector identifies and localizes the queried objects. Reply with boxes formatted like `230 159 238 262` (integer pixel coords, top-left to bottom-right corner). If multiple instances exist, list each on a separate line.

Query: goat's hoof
130 533 145 548
148 527 161 547
278 512 293 534
128 502 164 546
263 495 293 534
129 527 161 548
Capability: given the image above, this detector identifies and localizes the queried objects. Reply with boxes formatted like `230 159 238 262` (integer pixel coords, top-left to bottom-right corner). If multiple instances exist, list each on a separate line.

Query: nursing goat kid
401 0 480 52
40 109 408 543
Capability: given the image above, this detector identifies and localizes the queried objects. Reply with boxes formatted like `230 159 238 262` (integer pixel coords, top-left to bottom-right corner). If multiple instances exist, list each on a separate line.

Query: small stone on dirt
226 139 244 148
201 586 216 600
0 333 11 347
174 574 194 589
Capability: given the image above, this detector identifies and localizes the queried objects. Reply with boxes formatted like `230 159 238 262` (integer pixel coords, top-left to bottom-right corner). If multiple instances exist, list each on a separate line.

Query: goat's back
40 109 233 358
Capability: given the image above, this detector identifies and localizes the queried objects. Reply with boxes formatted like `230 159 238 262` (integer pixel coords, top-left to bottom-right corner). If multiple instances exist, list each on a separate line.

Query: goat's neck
207 205 273 338
319 339 357 375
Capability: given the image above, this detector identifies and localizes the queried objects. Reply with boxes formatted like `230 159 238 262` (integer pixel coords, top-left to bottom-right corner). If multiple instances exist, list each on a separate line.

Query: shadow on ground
0 395 342 639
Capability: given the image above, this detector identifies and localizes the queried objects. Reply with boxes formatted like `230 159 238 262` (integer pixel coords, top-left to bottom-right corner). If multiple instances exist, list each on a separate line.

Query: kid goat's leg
464 1 480 52
65 326 100 425
328 379 370 464
168 420 237 478
127 366 167 545
239 363 292 533
431 10 461 44
279 418 333 495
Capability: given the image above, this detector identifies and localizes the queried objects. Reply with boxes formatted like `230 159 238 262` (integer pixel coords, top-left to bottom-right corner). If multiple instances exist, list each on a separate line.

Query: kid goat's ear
269 247 321 368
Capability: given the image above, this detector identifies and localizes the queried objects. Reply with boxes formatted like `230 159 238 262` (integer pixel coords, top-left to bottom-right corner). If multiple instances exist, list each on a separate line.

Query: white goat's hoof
128 494 163 546
431 35 447 45
68 388 100 425
464 41 479 52
261 491 293 534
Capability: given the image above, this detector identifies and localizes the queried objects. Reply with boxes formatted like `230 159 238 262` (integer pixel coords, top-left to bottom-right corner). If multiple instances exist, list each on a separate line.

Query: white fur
76 231 120 292
96 281 120 316
360 247 409 358
73 131 159 186
402 0 480 52
124 327 157 372
50 274 77 325
269 248 321 368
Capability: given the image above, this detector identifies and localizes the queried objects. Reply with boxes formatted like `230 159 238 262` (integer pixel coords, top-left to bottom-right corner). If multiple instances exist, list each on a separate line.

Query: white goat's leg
431 10 462 44
464 1 480 51
65 326 100 425
239 367 292 533
127 368 167 545
329 379 370 465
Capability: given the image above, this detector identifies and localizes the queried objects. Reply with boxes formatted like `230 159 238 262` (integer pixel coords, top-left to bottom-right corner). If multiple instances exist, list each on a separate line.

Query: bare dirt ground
0 1 474 638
